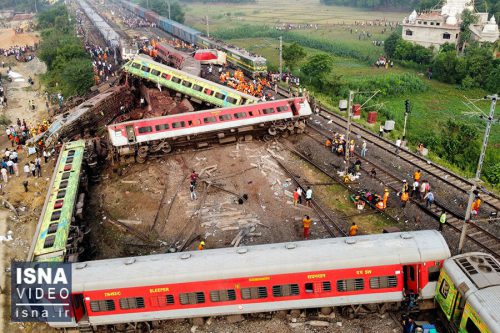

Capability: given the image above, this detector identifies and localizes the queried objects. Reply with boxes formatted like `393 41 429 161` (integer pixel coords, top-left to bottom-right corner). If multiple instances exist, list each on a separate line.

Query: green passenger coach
28 140 86 263
435 253 500 333
123 55 258 108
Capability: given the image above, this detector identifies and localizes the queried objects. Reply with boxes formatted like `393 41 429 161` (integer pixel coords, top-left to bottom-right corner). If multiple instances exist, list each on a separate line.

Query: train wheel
138 146 148 158
268 127 277 136
281 130 290 138
161 143 172 154
341 306 355 319
263 134 272 142
136 155 146 164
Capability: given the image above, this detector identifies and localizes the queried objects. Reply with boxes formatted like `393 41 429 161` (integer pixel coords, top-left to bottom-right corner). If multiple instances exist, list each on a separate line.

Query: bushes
346 73 428 97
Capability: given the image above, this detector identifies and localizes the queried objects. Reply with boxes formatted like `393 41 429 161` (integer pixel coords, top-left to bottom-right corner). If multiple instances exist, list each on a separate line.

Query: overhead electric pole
279 36 283 78
458 94 497 253
205 16 210 37
167 1 171 20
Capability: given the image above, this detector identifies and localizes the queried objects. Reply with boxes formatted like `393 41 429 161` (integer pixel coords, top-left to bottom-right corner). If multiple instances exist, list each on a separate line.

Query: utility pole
402 99 410 141
458 94 497 253
34 0 38 13
205 16 210 38
343 90 354 182
279 36 283 78
167 1 171 20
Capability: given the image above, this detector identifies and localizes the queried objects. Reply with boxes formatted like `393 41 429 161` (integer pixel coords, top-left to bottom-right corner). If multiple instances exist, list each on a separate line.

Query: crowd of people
219 68 273 98
0 44 37 62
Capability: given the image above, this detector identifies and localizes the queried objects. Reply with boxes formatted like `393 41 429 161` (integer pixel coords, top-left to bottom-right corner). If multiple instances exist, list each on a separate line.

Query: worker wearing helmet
198 241 205 251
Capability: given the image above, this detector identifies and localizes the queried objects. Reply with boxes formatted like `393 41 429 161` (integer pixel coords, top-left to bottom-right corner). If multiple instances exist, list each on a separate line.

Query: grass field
183 1 498 186
184 0 405 28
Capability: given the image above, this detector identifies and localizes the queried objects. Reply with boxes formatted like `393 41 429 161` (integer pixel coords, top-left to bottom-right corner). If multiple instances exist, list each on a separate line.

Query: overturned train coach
107 97 311 160
50 231 450 330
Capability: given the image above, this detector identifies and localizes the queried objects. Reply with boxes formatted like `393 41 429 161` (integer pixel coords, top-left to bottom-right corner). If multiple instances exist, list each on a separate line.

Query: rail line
270 154 347 238
278 88 500 213
304 124 500 258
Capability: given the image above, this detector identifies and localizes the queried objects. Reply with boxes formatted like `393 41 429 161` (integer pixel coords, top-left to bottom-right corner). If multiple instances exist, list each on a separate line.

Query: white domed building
401 0 498 48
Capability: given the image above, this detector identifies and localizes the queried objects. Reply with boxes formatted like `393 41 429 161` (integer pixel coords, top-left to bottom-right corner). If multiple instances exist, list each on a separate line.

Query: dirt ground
0 28 39 49
0 24 55 333
88 141 327 260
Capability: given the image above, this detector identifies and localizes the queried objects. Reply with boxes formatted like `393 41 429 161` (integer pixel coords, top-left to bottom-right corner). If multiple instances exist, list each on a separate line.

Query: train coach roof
443 253 500 332
72 230 450 291
126 54 257 100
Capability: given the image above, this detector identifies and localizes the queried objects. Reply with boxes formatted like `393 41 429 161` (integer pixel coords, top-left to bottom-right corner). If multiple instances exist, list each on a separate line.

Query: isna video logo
11 262 72 322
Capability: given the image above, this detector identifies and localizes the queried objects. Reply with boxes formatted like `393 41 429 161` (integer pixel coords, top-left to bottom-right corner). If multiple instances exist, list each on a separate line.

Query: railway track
303 123 500 258
271 155 347 238
278 88 500 213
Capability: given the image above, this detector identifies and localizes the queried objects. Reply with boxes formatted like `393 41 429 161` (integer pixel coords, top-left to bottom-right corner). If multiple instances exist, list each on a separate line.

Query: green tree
59 59 94 97
141 0 185 23
301 54 334 88
282 42 306 71
37 4 69 30
384 29 402 58
438 120 480 171
459 9 480 52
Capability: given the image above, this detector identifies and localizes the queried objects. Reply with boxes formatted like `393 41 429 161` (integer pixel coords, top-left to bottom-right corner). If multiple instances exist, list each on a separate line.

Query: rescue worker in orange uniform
349 222 358 236
413 170 421 182
383 188 389 209
471 196 481 218
401 191 409 208
302 215 312 239
197 241 205 250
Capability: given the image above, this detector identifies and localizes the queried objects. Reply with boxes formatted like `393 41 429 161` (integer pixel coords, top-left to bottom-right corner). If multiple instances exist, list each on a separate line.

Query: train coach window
234 112 247 119
210 289 236 302
141 66 151 73
48 223 58 234
171 77 181 84
262 108 275 114
172 121 186 128
131 63 142 70
439 279 450 298
56 190 66 199
219 114 232 121
337 278 364 292
66 157 74 164
179 292 205 305
161 73 171 80
226 96 238 105
369 276 398 289
277 105 289 112
119 297 145 310
149 295 175 307
151 69 160 76
192 84 203 92
67 150 75 156
272 284 300 297
138 126 153 134
59 180 68 189
90 300 116 312
182 81 192 88
323 281 332 292
305 281 332 293
305 283 314 293
428 266 440 282
155 124 170 131
43 235 56 249
465 318 481 333
50 210 61 221
214 92 226 100
204 116 217 124
61 172 71 180
241 287 268 300
204 88 214 96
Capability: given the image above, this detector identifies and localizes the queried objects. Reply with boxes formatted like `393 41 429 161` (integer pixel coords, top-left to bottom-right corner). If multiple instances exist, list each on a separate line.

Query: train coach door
72 294 86 323
403 264 419 294
290 101 299 116
126 126 136 143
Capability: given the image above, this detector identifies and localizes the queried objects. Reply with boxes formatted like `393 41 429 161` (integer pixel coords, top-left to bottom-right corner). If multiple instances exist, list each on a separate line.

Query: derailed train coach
48 231 451 330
